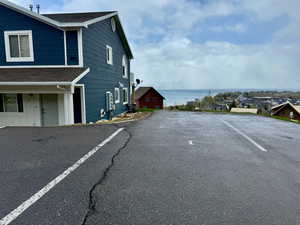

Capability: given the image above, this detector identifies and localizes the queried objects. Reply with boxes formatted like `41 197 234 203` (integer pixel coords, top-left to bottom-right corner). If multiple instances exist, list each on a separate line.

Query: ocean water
158 89 258 106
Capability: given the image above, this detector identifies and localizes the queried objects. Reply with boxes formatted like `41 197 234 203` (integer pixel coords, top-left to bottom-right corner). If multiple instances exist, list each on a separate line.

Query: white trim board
63 31 67 66
77 29 83 67
0 65 82 68
4 30 34 62
0 0 133 59
75 84 86 124
0 0 117 29
0 128 125 225
71 68 90 85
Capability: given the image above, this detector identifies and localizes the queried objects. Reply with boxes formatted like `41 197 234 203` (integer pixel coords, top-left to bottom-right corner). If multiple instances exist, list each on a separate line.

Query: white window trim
1 94 20 112
4 30 34 62
106 45 113 65
111 18 116 32
123 87 128 105
122 55 128 78
115 87 120 103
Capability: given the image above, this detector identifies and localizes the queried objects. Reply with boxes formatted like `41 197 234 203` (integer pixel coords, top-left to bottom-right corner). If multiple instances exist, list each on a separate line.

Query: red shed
135 87 165 109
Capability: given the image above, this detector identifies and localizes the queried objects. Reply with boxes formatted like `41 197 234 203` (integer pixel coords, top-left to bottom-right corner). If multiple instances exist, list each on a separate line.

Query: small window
106 45 113 65
111 18 116 32
115 88 120 103
0 94 23 112
123 88 128 104
4 31 34 62
122 55 128 78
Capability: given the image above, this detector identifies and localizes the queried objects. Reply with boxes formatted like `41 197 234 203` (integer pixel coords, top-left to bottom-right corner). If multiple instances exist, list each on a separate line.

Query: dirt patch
96 112 152 124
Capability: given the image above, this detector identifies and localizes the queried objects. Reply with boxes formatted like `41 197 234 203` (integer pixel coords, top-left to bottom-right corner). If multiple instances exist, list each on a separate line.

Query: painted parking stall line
0 126 6 129
188 140 194 145
0 128 125 225
221 119 268 152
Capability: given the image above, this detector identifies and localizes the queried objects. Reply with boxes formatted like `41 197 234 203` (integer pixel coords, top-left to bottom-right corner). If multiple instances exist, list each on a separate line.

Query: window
123 88 128 104
106 45 113 65
115 88 120 103
4 30 34 62
122 55 128 78
0 94 23 112
111 18 116 32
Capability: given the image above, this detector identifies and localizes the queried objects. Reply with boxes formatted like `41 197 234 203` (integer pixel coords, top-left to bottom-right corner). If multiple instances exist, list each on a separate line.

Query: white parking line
188 140 194 145
0 128 124 225
221 119 268 152
0 126 6 129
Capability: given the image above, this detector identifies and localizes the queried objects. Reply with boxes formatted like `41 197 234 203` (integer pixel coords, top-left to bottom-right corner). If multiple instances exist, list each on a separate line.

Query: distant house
135 87 165 109
0 0 133 126
230 108 258 114
271 102 300 120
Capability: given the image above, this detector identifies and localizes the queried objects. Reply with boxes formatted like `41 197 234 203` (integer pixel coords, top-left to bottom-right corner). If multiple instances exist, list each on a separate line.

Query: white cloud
209 23 247 33
133 39 300 89
10 0 300 89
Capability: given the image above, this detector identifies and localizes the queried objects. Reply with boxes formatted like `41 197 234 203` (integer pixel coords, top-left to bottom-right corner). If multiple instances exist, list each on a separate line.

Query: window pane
106 48 110 62
20 35 30 57
9 35 19 57
3 94 18 112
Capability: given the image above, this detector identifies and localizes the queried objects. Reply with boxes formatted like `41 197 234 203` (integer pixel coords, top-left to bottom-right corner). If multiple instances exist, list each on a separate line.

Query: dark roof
43 11 116 23
0 68 88 83
135 87 165 100
272 102 300 115
44 11 133 59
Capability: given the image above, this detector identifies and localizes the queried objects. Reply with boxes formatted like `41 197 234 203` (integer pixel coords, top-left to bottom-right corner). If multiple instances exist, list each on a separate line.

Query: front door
73 87 82 124
40 94 59 126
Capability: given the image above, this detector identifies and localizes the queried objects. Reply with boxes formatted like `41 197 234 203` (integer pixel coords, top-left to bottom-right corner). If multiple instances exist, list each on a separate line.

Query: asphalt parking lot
1 111 300 224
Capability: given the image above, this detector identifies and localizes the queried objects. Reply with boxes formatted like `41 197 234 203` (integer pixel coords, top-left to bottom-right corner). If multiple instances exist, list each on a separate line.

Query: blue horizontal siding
80 18 131 122
0 5 65 66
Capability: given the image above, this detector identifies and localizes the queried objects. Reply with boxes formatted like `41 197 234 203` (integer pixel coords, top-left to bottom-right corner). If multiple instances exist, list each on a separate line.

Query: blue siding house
0 0 133 126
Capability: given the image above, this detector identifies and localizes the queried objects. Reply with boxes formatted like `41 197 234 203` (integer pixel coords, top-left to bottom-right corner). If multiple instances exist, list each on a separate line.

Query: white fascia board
71 68 90 85
115 14 134 59
271 101 291 110
60 23 88 28
0 0 63 30
84 12 134 60
0 82 72 86
0 1 124 31
0 0 88 29
0 65 82 68
85 12 118 27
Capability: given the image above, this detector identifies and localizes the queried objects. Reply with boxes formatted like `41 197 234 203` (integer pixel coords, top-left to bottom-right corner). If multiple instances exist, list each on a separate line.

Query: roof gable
135 87 165 100
0 0 63 29
43 12 116 23
0 0 133 59
272 102 300 115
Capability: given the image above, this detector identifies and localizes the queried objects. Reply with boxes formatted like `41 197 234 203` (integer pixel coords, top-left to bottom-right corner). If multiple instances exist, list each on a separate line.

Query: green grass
270 115 300 124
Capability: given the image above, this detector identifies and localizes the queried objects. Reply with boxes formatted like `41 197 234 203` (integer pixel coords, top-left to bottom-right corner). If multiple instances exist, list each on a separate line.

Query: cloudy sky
13 0 300 89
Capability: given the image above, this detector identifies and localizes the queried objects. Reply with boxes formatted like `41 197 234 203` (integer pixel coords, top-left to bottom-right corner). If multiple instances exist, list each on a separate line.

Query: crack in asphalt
81 127 132 225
